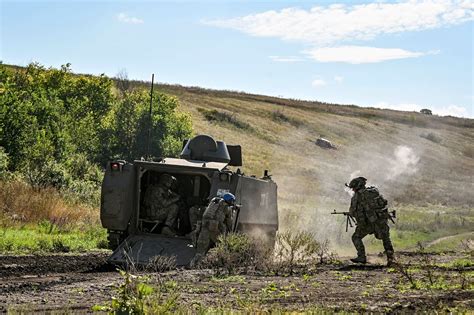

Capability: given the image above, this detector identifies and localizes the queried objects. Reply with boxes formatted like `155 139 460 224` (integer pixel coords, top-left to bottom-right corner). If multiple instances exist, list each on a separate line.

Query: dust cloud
386 146 420 180
272 137 422 254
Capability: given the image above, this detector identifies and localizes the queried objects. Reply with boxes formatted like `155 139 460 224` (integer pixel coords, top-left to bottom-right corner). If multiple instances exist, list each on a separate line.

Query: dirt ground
0 251 472 313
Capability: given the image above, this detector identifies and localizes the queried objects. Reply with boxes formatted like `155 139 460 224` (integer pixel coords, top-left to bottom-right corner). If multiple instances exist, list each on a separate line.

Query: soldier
143 173 180 236
347 177 395 266
191 193 235 265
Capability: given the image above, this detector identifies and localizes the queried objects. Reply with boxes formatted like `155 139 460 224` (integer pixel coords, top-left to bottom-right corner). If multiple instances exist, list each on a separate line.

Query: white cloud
435 104 471 117
334 76 344 83
269 55 304 63
311 79 326 87
374 102 472 118
203 1 473 46
117 13 144 24
304 46 437 64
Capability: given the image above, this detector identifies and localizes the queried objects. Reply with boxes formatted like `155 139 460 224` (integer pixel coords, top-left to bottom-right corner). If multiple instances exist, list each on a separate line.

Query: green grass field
0 224 107 254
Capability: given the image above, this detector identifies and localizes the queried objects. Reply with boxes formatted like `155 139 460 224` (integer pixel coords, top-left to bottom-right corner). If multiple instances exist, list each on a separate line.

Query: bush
198 108 253 131
420 132 442 144
275 231 321 275
271 110 301 126
146 255 177 272
24 160 71 189
201 233 268 275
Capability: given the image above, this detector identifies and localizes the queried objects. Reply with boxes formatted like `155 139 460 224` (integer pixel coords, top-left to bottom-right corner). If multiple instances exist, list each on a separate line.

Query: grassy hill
145 81 474 251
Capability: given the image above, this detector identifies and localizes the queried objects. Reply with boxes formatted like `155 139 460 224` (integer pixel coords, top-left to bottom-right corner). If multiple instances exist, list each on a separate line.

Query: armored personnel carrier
100 135 278 266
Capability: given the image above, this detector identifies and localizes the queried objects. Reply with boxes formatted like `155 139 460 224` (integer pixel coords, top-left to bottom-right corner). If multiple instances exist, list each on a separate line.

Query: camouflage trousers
189 206 204 230
148 204 179 227
195 219 221 256
351 220 394 258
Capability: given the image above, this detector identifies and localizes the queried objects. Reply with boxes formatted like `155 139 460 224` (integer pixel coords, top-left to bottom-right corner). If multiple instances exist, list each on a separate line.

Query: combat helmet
223 192 236 204
347 177 367 191
159 173 176 187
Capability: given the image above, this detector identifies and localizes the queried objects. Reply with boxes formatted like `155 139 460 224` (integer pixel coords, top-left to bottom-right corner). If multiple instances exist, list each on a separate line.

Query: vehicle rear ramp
108 234 196 267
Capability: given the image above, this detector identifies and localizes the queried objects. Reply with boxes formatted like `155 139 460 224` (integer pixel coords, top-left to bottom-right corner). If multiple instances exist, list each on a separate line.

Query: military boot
350 256 367 264
386 251 395 267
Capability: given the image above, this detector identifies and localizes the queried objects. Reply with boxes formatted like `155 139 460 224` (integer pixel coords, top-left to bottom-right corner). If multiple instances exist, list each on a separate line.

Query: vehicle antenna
146 73 154 160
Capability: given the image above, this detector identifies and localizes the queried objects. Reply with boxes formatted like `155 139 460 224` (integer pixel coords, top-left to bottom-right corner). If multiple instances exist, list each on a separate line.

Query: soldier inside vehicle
139 171 211 237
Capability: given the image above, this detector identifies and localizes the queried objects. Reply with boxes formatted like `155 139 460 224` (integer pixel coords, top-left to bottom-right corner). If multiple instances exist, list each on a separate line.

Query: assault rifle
332 209 397 232
331 210 356 232
387 209 397 224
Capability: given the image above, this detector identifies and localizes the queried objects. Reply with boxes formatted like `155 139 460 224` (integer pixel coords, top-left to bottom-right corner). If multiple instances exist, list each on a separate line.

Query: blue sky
1 0 473 117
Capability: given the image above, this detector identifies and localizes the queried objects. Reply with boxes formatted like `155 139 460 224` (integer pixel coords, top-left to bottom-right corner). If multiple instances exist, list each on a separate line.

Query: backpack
361 187 388 223
363 186 388 210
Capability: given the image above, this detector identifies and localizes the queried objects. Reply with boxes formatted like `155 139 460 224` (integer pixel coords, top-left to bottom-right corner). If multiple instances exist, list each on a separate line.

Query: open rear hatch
108 234 196 266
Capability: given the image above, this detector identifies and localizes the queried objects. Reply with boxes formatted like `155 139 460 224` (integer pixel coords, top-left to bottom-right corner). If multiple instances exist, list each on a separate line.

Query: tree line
0 63 192 201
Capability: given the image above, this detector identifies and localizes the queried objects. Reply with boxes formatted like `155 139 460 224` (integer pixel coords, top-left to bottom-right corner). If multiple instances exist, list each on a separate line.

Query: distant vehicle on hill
315 137 337 149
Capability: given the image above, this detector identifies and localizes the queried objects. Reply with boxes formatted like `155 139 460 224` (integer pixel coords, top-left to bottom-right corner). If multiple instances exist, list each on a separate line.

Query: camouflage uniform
143 174 180 231
348 177 394 264
194 197 234 257
187 205 205 245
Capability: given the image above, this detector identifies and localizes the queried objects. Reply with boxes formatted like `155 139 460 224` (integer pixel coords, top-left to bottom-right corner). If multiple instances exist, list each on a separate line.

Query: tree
0 62 193 188
420 108 432 115
106 90 192 161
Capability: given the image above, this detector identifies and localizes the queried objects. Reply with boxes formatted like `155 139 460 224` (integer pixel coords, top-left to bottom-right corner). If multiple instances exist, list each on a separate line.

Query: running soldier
143 173 180 236
347 177 395 266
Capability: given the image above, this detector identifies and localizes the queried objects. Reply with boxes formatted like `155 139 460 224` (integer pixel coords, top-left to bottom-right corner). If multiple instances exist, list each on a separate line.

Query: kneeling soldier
191 193 235 265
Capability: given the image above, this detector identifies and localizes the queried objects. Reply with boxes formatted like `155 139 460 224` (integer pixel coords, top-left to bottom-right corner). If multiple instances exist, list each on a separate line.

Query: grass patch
0 224 107 253
198 108 253 131
271 110 302 127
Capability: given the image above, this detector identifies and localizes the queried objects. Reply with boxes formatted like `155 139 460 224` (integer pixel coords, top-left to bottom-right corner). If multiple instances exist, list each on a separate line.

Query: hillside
148 82 473 204
150 81 474 250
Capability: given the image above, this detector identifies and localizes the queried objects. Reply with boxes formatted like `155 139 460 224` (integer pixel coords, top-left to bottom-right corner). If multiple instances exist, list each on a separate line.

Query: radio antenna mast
146 73 154 160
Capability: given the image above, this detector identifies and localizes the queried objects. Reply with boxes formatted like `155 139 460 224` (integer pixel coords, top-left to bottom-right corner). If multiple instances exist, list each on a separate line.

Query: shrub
201 233 266 275
24 160 71 189
271 110 301 126
275 231 321 275
198 108 253 131
146 255 177 272
420 132 442 143
271 110 291 123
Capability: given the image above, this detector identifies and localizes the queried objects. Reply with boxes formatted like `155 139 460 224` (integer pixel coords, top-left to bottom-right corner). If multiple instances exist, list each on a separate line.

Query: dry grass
0 180 98 229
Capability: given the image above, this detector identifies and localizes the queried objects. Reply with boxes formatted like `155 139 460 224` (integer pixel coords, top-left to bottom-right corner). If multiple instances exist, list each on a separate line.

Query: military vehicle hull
100 135 278 266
